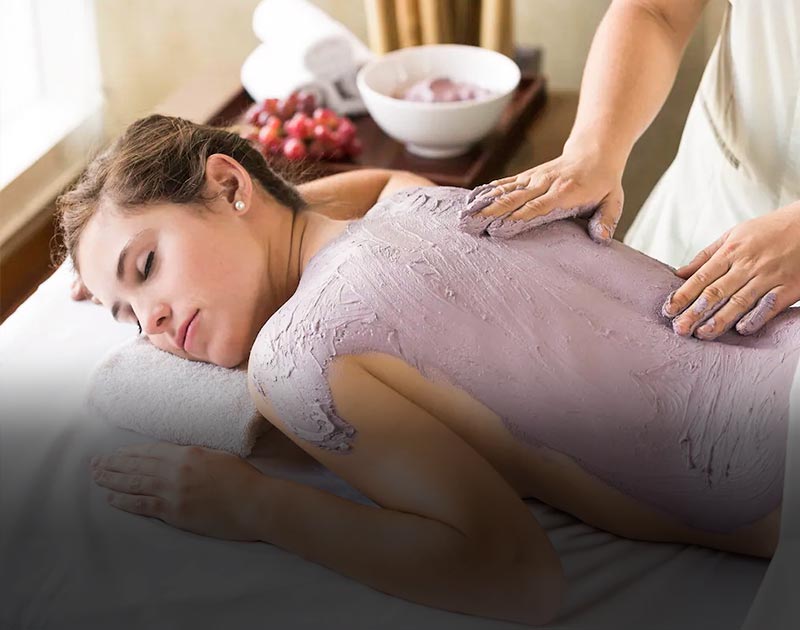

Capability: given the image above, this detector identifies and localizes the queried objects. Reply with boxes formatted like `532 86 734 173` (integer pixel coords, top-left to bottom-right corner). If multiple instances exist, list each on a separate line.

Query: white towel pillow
86 337 268 457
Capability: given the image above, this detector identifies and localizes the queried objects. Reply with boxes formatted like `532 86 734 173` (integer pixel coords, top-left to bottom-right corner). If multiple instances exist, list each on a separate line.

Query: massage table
1 261 795 629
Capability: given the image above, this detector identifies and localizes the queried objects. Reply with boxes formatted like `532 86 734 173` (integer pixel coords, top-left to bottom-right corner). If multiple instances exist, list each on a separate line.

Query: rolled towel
242 0 373 114
241 42 328 104
241 40 370 116
85 337 269 458
251 0 372 68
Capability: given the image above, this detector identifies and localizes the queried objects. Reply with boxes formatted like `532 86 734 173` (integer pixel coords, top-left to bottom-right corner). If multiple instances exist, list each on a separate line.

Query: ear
204 154 254 213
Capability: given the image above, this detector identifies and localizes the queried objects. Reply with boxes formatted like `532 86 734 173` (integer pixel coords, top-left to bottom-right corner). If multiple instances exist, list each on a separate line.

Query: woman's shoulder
247 266 370 451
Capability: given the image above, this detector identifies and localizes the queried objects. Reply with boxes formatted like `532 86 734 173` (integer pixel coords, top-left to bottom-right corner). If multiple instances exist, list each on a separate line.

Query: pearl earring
234 200 245 211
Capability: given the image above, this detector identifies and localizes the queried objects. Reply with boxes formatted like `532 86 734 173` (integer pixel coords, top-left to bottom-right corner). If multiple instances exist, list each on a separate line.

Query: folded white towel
85 337 268 457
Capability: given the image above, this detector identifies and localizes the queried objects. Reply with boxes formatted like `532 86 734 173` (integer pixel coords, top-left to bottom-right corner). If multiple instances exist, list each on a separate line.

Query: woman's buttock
352 351 780 559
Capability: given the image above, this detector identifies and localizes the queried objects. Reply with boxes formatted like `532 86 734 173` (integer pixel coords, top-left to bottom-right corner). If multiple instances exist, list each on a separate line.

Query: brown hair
52 114 310 273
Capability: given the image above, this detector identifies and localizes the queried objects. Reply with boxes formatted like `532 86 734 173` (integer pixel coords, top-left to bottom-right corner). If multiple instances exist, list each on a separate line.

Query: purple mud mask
250 186 800 533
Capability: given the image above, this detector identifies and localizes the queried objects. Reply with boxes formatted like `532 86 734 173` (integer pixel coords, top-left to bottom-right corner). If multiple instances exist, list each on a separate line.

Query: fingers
668 267 748 336
696 287 792 339
70 278 89 301
105 491 166 518
488 174 522 187
587 187 624 244
466 183 495 204
736 289 792 336
693 279 760 340
91 453 163 477
662 254 731 318
502 188 562 222
476 177 553 219
116 442 184 458
70 277 102 304
675 231 730 279
93 468 165 496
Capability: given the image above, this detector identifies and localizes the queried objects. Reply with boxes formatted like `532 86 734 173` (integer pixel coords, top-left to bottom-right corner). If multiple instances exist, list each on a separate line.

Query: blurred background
1 0 726 321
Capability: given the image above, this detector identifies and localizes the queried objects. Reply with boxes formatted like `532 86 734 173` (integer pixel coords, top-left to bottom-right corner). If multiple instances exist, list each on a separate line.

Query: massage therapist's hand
471 146 625 243
90 442 267 541
664 201 800 340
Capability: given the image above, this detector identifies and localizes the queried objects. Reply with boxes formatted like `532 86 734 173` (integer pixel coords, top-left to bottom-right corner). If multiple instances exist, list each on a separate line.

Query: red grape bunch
242 89 362 161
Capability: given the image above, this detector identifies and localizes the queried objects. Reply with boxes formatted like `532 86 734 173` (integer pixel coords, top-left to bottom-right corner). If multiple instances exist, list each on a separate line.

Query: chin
216 355 246 369
208 333 250 369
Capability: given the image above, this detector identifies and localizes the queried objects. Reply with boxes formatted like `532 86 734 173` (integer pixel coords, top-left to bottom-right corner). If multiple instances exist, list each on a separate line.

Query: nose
139 301 171 336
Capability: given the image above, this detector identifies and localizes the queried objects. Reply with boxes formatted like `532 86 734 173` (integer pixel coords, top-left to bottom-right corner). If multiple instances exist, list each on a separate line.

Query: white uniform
625 5 800 627
624 0 800 268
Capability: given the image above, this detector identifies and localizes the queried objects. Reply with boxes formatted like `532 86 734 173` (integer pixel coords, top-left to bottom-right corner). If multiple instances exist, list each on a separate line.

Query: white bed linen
0 262 774 629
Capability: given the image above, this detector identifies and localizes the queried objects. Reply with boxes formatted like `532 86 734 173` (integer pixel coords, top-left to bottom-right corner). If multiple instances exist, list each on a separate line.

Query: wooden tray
208 74 547 188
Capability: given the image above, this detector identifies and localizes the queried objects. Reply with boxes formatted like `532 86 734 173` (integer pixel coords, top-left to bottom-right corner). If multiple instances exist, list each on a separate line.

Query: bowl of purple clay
356 44 520 159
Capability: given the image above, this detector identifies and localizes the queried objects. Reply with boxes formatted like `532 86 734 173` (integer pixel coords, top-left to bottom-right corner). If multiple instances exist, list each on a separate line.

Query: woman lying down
58 115 800 626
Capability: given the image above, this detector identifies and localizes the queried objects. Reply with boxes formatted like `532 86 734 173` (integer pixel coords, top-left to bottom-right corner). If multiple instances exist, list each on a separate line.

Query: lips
177 310 198 351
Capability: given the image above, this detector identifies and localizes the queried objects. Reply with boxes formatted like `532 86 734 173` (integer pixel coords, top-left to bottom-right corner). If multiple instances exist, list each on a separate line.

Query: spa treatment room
2 0 799 628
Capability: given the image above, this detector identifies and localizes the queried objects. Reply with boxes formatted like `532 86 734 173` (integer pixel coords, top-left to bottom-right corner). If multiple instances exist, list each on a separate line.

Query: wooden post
365 0 398 54
395 0 422 47
419 0 442 44
479 0 515 57
453 0 481 45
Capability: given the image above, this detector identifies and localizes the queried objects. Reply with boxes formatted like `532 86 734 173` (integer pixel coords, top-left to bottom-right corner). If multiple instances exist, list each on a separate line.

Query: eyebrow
110 230 147 322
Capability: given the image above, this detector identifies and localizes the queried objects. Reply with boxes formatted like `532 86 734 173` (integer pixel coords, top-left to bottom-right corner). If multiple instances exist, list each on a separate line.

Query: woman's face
77 199 271 368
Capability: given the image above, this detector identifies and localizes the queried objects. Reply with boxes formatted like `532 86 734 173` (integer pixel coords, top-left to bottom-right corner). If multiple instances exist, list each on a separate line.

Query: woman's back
251 186 800 534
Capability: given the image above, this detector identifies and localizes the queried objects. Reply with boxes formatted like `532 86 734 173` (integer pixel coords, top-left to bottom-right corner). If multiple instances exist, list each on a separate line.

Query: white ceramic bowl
356 44 521 158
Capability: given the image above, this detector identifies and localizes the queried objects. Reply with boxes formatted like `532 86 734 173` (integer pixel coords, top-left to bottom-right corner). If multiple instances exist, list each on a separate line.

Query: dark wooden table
208 76 548 189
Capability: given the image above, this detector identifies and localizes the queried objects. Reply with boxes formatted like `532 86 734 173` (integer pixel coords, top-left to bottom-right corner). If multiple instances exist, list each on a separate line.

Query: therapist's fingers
670 266 749 336
736 288 793 336
587 186 624 244
489 174 521 187
675 230 731 279
662 252 731 318
500 188 564 223
693 280 761 340
474 180 554 219
484 170 553 200
490 178 557 221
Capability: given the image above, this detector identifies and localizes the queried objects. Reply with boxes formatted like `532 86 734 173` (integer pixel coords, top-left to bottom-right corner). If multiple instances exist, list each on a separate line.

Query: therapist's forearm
565 0 707 170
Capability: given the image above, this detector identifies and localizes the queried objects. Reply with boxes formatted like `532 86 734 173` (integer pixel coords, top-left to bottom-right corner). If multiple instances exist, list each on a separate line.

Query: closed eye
142 251 154 279
135 251 155 334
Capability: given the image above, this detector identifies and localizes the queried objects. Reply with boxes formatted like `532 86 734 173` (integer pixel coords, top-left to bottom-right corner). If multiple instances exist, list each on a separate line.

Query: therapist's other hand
90 442 266 541
473 148 625 243
663 201 800 339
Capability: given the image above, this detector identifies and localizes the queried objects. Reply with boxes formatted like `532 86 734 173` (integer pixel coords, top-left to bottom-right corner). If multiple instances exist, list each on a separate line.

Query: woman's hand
467 148 625 243
70 276 101 303
90 442 267 541
663 201 800 339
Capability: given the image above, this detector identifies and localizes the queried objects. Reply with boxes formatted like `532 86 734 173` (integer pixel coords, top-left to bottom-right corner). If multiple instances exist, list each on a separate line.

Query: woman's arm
298 168 436 220
247 353 564 625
